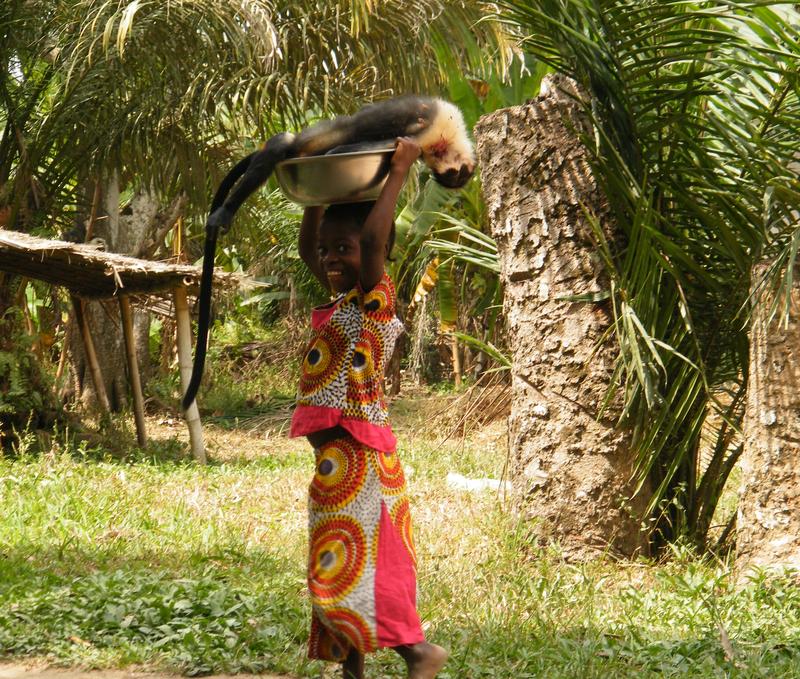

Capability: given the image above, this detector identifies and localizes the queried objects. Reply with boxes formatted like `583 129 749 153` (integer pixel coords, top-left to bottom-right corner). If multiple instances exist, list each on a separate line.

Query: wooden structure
0 229 242 463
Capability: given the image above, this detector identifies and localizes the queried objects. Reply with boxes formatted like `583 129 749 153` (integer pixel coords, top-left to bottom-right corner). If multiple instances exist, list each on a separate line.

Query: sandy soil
0 663 292 679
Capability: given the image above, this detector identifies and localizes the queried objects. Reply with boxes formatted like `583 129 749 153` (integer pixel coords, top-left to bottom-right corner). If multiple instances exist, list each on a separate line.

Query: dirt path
0 663 293 679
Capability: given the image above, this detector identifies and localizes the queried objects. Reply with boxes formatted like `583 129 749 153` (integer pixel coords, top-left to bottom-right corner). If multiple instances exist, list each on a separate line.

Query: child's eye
337 244 348 254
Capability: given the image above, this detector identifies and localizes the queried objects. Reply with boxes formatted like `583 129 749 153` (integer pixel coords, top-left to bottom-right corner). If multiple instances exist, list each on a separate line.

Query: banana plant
389 58 546 378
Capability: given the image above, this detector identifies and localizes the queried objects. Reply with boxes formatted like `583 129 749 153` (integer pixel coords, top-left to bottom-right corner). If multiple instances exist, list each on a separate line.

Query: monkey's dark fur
182 95 474 410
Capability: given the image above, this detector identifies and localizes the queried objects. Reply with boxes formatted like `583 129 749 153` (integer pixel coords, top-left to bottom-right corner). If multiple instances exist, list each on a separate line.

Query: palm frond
1 0 508 236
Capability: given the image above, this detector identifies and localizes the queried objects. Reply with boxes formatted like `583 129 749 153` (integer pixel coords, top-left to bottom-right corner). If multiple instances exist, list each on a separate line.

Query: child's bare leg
394 642 448 679
342 648 364 679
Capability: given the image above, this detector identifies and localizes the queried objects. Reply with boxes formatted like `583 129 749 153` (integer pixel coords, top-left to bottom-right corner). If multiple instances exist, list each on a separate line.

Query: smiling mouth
326 271 347 285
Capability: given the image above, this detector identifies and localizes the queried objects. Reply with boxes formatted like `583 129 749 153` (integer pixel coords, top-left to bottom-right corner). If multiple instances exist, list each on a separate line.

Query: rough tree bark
475 75 648 559
737 263 800 573
68 178 177 411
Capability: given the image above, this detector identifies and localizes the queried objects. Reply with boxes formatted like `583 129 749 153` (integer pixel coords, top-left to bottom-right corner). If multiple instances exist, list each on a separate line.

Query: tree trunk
736 262 800 573
475 75 648 559
67 178 160 412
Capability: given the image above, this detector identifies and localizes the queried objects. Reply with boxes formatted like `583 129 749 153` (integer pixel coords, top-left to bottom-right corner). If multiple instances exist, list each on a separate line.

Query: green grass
1 398 800 678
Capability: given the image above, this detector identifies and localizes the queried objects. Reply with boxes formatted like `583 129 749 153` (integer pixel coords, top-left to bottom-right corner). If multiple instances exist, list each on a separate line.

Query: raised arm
359 137 421 291
298 205 328 290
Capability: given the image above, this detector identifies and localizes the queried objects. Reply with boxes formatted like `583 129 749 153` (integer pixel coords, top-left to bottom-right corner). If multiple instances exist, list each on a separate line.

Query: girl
291 138 448 679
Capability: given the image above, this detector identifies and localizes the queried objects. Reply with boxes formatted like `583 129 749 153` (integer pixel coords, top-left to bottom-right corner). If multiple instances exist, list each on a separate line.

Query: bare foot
395 642 448 679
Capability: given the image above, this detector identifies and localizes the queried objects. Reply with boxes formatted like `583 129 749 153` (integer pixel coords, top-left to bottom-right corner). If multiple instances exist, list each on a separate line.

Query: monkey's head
431 162 474 189
417 99 476 189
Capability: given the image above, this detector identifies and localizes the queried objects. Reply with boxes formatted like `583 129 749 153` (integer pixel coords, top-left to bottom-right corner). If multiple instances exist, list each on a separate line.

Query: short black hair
322 201 396 260
323 201 374 225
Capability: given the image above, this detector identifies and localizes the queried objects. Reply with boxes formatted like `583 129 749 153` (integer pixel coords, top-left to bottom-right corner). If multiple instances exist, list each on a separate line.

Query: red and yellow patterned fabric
307 435 422 661
291 273 404 452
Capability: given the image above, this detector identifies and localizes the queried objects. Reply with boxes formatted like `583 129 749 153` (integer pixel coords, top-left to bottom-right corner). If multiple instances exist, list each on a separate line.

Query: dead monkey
183 96 475 410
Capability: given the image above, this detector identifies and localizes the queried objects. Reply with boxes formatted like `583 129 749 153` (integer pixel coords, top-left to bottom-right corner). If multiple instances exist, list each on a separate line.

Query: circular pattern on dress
373 451 406 493
315 627 347 662
346 328 382 403
363 286 390 318
344 289 359 307
309 516 366 604
310 439 367 511
299 322 348 396
309 614 348 662
324 608 376 653
370 524 380 566
348 332 379 382
390 498 416 565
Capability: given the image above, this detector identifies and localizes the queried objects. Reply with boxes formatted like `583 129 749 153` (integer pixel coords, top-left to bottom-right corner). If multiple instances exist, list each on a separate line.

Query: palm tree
2 0 510 229
498 0 800 551
0 0 509 416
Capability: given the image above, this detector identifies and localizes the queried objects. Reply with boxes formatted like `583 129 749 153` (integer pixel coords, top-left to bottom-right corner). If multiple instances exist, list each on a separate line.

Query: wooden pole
173 286 206 463
70 295 111 413
118 295 147 447
54 316 72 386
451 335 462 388
84 178 102 243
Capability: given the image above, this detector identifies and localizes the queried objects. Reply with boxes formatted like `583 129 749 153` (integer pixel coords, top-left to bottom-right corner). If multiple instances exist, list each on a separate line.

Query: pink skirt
307 435 424 661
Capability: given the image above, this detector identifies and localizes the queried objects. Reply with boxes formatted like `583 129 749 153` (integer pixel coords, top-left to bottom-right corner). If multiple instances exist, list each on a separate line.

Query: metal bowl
274 149 394 205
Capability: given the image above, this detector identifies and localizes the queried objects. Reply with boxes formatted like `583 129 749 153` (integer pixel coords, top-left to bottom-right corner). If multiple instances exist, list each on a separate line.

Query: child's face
317 219 361 293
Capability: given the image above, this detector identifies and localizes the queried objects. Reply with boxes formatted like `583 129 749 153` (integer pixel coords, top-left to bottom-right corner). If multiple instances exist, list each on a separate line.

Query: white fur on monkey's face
416 99 475 188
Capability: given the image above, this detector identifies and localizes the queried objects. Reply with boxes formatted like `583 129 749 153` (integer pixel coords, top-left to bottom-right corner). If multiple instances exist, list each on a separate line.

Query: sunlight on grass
1 402 800 678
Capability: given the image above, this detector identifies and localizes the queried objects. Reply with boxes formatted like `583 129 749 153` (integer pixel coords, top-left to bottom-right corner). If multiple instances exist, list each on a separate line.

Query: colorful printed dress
290 273 424 661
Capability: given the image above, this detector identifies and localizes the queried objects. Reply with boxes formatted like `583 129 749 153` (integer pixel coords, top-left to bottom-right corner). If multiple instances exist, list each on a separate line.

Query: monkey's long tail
182 134 294 411
180 223 219 411
210 153 256 214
